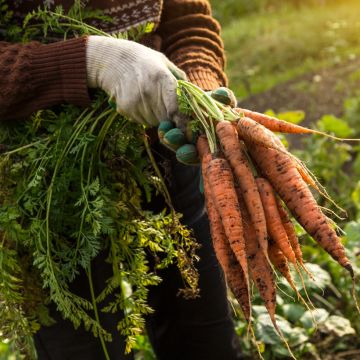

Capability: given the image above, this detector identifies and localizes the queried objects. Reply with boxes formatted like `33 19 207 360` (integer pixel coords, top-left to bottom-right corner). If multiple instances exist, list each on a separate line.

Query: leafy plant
0 3 199 359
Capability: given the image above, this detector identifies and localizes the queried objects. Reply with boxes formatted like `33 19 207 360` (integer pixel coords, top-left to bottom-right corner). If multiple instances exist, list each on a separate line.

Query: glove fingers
107 55 183 127
161 77 179 120
133 98 159 127
152 80 169 122
114 82 159 126
140 102 159 127
136 78 160 126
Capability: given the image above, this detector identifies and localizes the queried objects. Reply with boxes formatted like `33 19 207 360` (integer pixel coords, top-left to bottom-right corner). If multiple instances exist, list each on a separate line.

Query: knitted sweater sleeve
156 0 227 91
0 37 90 121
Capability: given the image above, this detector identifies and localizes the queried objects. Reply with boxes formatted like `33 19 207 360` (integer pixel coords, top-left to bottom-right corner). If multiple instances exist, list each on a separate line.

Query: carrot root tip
346 264 354 278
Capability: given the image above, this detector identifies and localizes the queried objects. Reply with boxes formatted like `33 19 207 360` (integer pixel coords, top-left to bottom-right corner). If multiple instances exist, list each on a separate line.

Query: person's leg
34 251 134 360
146 156 243 360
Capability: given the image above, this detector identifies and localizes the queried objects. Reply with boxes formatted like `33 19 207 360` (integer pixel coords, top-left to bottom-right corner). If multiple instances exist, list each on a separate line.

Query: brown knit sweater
0 0 227 120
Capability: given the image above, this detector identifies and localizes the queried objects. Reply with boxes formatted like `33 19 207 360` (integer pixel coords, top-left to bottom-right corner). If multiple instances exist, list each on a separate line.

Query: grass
219 0 360 99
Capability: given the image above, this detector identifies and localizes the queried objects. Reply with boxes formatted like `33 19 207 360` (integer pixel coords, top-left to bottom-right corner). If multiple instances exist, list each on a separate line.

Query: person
0 1 242 359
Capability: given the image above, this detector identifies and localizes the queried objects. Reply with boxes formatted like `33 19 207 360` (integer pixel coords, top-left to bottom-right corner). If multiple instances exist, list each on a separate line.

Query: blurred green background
2 0 360 359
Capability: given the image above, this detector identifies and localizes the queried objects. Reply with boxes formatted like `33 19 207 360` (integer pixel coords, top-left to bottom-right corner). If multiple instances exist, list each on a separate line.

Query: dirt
238 58 360 127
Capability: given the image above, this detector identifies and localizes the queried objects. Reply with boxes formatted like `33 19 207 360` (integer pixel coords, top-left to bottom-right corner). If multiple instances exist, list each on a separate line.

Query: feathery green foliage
0 3 199 358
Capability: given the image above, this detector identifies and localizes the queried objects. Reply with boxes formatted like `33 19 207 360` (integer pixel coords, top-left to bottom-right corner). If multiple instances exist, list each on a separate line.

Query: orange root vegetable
239 191 277 327
225 251 252 322
275 198 315 279
296 162 317 188
275 198 303 263
235 107 360 141
256 177 297 264
206 156 250 292
196 135 211 161
268 240 297 293
269 239 316 312
235 108 315 135
197 135 251 320
237 117 287 153
216 121 268 258
239 193 295 360
248 124 344 215
248 143 354 277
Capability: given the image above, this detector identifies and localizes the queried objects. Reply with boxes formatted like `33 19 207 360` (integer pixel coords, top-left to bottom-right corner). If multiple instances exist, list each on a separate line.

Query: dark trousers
34 149 243 360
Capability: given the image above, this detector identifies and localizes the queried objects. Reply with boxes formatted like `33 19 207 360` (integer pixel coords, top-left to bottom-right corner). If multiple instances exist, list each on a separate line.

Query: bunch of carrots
176 82 359 357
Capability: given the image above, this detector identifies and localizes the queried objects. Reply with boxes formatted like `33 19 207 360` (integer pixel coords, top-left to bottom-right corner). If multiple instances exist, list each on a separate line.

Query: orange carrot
226 253 252 322
239 191 277 327
206 156 250 292
248 143 354 277
256 177 297 264
237 117 286 153
216 121 268 258
237 115 351 212
275 198 303 265
241 124 319 192
237 160 296 359
268 239 315 312
235 108 314 135
268 239 297 293
296 162 318 188
235 108 359 142
197 135 251 320
196 135 211 162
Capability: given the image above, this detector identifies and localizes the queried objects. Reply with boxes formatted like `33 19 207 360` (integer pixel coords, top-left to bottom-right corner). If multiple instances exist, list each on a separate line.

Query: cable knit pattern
156 0 227 90
1 0 226 120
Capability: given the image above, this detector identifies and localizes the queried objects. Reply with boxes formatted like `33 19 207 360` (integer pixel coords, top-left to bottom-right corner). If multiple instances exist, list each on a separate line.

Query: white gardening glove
86 35 187 127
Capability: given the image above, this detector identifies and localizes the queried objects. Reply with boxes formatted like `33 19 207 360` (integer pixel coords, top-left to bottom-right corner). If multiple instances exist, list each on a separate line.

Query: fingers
113 78 164 126
159 72 178 121
113 65 180 127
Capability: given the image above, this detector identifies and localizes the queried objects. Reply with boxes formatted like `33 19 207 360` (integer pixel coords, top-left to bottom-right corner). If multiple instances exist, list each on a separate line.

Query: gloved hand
86 35 187 127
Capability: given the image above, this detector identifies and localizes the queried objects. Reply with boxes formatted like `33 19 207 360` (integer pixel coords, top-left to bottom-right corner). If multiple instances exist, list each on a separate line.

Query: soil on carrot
237 58 360 130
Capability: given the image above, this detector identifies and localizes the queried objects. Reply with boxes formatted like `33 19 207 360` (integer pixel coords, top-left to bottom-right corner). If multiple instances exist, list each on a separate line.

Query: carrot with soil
237 117 289 154
256 177 297 265
268 239 297 294
242 119 345 214
216 121 269 259
237 190 276 323
235 108 360 141
268 239 315 313
197 136 251 321
206 155 251 303
239 190 296 359
275 199 304 264
248 143 354 277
